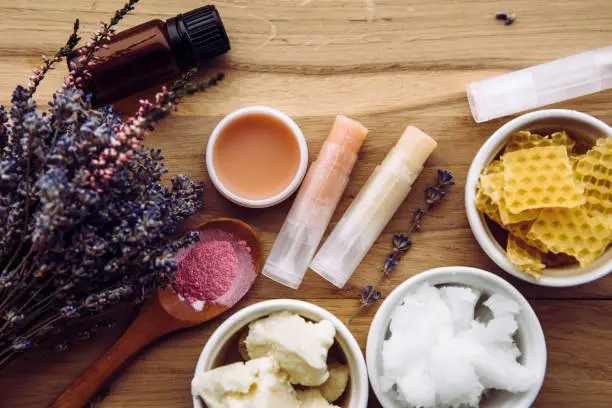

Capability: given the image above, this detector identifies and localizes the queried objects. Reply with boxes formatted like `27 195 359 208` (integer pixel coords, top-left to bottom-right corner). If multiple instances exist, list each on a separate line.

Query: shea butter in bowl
192 299 368 408
465 109 611 287
206 106 308 208
366 266 546 408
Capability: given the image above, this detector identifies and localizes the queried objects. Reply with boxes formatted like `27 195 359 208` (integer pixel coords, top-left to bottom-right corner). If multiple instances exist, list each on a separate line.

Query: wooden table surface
1 0 611 407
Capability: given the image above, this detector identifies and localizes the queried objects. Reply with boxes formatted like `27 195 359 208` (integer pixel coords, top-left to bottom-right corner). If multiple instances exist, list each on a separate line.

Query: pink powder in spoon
173 240 238 304
173 228 257 311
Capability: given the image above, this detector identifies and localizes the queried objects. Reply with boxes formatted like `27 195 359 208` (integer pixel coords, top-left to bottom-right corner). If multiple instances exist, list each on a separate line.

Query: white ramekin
465 109 612 287
206 106 309 208
366 266 547 408
193 299 369 408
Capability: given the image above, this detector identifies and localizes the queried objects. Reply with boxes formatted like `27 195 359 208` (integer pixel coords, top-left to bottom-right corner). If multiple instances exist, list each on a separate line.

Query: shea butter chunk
246 311 336 386
191 356 300 408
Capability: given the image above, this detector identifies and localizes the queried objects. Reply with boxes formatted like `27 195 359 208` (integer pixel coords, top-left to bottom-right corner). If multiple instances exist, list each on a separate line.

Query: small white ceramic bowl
466 109 612 287
193 299 369 408
366 266 547 408
206 106 308 208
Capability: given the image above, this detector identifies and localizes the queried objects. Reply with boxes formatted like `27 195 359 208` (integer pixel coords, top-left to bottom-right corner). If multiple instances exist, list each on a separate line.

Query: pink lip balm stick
262 116 368 289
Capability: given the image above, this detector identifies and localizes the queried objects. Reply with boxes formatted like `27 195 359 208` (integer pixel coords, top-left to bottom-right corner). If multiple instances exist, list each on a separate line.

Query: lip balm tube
310 126 437 288
262 116 368 289
467 45 612 123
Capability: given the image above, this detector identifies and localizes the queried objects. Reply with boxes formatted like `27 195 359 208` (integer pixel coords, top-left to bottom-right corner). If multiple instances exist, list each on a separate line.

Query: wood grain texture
0 0 611 407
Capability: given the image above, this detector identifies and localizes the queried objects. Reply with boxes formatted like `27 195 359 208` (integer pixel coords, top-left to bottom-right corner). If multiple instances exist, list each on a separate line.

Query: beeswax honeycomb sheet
528 207 612 268
502 145 585 213
574 137 612 226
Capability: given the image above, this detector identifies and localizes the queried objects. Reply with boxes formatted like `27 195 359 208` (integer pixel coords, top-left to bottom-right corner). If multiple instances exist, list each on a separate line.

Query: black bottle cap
166 5 230 70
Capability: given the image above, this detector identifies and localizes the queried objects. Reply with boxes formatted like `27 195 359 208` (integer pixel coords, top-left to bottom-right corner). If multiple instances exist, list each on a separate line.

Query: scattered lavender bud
362 286 382 305
393 233 412 252
383 253 401 273
495 12 508 21
425 186 446 208
495 11 517 26
437 169 455 186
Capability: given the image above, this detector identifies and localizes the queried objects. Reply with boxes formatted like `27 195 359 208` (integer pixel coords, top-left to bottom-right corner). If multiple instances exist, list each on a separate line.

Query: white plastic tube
467 46 612 123
310 126 437 288
262 116 368 289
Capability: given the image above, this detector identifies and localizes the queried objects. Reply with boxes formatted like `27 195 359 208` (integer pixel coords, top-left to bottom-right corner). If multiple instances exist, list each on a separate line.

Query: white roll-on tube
467 46 612 123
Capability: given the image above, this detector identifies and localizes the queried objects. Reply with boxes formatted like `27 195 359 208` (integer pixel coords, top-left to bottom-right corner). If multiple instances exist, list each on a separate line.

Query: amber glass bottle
71 6 230 106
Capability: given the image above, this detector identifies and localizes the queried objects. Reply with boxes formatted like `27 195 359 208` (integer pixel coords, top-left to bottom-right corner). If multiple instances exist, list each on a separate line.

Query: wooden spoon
50 218 262 408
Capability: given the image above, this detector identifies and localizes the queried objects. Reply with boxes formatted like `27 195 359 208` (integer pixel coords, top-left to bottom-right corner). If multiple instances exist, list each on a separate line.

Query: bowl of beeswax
466 109 612 287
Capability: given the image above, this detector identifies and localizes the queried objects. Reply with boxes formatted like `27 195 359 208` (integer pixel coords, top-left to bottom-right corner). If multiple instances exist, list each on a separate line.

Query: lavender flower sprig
64 0 139 90
27 19 81 94
347 170 455 324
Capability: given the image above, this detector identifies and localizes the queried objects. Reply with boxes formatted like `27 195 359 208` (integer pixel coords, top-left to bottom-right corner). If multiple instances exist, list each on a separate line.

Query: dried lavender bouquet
0 0 220 369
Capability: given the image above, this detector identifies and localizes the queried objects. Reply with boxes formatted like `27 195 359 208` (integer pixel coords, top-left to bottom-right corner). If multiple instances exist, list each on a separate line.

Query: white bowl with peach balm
206 106 309 208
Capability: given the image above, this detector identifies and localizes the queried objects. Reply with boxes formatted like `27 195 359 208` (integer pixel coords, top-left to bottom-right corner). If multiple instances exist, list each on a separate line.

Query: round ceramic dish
193 299 369 408
366 266 547 408
465 109 612 287
206 106 308 208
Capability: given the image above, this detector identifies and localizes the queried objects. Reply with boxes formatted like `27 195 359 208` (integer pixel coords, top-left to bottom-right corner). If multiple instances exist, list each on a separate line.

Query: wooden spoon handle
50 299 184 408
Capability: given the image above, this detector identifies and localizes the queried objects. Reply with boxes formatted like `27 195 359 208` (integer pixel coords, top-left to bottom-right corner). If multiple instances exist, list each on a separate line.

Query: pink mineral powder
173 228 256 311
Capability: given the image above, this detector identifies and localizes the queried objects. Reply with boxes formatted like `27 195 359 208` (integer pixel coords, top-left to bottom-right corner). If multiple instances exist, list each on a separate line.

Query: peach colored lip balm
207 106 308 208
262 116 368 289
310 126 437 288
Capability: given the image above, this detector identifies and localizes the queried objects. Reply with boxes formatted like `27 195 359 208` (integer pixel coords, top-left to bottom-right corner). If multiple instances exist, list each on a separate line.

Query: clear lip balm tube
262 116 368 289
467 45 612 123
310 126 437 288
